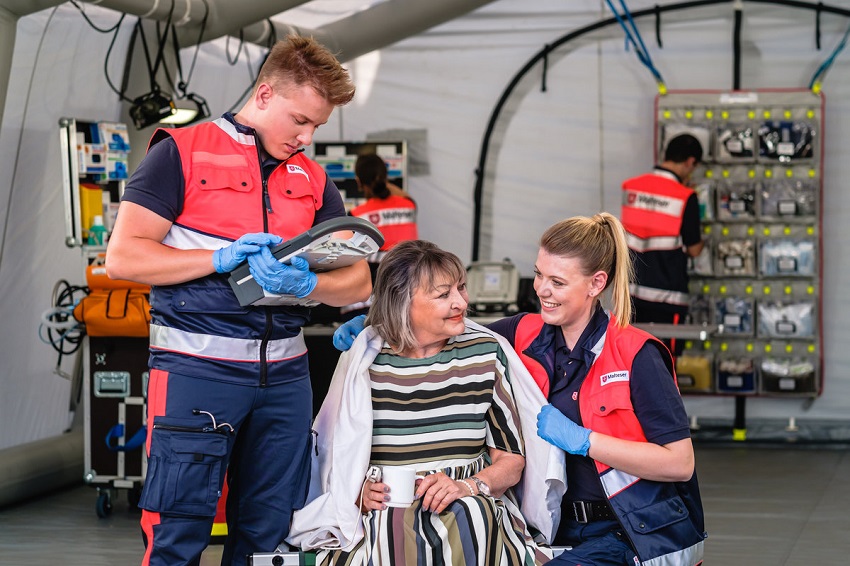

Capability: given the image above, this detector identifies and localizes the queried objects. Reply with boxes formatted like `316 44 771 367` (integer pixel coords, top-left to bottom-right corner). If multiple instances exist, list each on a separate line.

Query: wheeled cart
83 335 149 517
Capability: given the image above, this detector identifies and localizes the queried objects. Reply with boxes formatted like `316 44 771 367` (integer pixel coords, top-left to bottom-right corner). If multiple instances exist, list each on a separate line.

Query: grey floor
1 443 849 565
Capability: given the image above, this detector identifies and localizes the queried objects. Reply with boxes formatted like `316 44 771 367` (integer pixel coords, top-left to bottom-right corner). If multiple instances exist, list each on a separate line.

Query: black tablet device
228 217 384 307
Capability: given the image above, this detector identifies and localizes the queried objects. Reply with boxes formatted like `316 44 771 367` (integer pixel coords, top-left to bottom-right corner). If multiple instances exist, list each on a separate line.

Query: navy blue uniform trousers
550 519 639 566
140 369 313 566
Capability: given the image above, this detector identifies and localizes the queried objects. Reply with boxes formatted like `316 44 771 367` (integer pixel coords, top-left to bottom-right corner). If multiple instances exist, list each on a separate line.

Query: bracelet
460 479 476 496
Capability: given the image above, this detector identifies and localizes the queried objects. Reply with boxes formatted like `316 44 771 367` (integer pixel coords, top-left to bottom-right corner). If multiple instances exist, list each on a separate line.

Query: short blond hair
255 35 355 106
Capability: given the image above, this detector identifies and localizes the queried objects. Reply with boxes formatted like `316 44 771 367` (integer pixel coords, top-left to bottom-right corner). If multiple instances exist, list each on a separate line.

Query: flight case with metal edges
83 335 149 517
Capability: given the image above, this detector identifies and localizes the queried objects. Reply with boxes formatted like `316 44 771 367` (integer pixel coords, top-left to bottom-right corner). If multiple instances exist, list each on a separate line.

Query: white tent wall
330 0 850 422
0 5 270 451
0 7 126 450
1 1 850 453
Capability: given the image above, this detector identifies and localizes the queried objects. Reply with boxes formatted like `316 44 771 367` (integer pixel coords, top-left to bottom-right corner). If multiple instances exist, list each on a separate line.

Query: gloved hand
212 233 282 274
247 247 317 298
332 314 366 351
537 404 592 456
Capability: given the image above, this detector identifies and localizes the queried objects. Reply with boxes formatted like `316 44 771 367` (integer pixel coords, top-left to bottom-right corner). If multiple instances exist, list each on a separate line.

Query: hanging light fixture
129 88 176 130
158 92 210 126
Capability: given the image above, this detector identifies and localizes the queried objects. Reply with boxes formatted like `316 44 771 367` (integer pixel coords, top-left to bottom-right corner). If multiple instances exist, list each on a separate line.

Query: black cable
816 1 823 49
181 0 210 93
541 48 549 93
655 4 664 48
104 13 133 103
136 19 159 93
167 0 209 100
69 0 123 33
132 2 176 96
733 2 743 89
39 280 88 363
227 45 268 113
1 6 62 274
227 79 256 114
119 21 139 101
226 28 245 66
67 0 130 102
150 0 176 80
265 18 278 48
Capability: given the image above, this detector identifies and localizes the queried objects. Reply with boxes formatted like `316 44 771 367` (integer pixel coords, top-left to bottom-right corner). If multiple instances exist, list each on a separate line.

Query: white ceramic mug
381 466 416 507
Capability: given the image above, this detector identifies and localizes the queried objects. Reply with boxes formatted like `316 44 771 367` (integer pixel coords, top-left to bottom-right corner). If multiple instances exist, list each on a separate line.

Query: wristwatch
469 476 491 497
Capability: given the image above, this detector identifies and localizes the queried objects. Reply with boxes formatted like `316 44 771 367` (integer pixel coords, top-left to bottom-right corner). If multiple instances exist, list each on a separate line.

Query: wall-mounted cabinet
655 90 823 398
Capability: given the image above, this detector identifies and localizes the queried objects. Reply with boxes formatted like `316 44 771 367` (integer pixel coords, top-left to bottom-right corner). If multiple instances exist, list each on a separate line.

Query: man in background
621 133 705 356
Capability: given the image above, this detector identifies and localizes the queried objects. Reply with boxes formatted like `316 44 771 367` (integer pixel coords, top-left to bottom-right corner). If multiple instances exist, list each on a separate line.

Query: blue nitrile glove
537 404 592 456
247 247 318 298
332 314 366 351
212 233 282 274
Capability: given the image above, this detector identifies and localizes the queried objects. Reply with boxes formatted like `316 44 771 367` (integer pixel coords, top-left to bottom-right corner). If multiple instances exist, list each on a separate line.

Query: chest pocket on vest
587 382 634 418
185 162 259 238
268 167 318 236
193 163 255 194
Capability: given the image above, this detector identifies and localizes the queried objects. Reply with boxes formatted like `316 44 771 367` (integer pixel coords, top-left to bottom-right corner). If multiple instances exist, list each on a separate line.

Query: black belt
567 500 615 524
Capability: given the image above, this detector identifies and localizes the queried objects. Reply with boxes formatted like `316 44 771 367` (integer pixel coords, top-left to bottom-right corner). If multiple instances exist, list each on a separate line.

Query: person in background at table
106 35 371 566
621 133 705 357
333 213 707 565
341 152 418 317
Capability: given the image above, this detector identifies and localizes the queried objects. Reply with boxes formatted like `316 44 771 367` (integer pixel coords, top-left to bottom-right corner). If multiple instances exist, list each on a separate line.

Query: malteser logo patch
287 164 310 181
600 370 629 386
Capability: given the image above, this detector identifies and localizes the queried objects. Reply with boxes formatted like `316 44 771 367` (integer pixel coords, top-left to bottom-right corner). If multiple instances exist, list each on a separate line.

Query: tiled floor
1 443 848 565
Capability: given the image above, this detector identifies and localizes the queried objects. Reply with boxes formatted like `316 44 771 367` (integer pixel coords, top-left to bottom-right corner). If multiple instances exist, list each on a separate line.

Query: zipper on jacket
252 142 306 387
260 310 273 387
252 141 273 223
263 186 273 215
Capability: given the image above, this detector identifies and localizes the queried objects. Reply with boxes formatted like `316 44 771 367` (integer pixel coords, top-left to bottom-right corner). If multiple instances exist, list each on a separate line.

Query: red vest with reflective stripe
512 313 704 565
351 196 418 251
577 318 663 472
621 173 693 241
514 314 667 450
158 120 325 244
144 119 327 385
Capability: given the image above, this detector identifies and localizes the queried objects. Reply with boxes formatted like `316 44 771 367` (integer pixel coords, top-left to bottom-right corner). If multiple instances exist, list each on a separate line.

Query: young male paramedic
106 35 371 565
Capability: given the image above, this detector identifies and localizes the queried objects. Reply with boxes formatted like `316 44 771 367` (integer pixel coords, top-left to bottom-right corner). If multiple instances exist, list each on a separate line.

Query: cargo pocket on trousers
139 418 229 517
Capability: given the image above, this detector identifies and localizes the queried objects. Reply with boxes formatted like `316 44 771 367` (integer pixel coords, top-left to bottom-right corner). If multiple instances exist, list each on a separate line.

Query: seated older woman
288 240 563 565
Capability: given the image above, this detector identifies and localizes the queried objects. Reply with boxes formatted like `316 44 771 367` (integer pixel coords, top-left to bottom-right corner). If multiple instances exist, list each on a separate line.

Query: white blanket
287 319 566 552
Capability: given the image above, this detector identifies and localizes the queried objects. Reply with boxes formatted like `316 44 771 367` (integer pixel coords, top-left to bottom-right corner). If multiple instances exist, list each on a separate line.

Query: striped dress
317 326 551 566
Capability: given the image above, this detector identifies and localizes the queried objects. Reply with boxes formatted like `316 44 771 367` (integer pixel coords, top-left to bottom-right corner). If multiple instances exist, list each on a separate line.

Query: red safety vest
159 120 325 242
514 314 666 452
144 118 328 384
351 196 418 251
513 313 705 565
621 173 693 252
